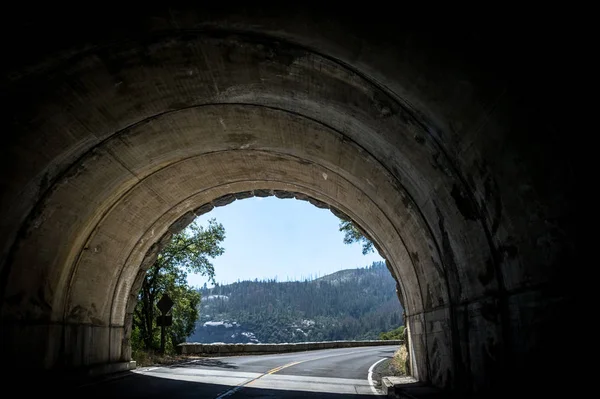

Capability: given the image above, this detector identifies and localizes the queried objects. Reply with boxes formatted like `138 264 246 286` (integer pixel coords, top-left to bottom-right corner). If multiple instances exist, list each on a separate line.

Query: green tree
133 218 225 353
338 219 374 255
379 325 405 340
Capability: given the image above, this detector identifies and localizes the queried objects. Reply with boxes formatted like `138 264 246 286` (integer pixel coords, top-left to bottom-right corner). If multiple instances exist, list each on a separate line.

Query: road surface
73 345 398 398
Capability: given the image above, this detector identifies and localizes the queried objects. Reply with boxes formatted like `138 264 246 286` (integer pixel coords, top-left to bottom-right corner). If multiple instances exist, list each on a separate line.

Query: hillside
187 261 403 344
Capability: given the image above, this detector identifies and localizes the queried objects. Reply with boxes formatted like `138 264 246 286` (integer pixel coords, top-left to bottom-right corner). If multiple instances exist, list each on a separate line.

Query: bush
379 325 405 340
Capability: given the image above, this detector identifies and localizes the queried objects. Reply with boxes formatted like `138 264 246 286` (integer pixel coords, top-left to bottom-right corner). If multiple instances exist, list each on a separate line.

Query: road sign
157 294 174 314
157 293 174 354
157 315 173 327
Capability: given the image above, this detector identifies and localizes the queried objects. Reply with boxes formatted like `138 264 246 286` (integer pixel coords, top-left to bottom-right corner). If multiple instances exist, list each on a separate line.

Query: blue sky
187 197 384 288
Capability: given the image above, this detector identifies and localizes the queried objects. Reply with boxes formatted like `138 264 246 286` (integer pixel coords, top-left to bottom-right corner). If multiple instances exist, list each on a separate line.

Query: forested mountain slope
187 261 403 343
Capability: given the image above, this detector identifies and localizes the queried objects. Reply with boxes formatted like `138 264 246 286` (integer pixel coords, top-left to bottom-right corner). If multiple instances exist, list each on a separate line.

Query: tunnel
0 7 575 398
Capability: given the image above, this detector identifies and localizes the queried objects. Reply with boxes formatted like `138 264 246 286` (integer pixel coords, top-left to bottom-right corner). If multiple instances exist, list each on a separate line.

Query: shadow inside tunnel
167 358 239 369
60 371 381 398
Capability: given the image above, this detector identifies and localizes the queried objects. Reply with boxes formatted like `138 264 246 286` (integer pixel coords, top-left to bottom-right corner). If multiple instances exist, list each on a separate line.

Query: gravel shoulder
371 356 405 390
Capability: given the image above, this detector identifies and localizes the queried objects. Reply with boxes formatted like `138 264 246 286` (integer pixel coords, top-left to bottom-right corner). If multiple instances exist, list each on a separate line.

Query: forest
188 261 403 343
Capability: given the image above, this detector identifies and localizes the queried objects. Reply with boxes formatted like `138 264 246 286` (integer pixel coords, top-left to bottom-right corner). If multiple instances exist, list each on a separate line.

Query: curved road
75 345 398 398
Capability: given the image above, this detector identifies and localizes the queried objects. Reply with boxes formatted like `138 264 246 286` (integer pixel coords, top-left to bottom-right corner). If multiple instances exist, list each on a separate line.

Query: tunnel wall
0 8 574 397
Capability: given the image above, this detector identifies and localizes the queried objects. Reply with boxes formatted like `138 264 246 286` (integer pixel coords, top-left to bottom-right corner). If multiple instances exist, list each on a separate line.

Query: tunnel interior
0 8 575 397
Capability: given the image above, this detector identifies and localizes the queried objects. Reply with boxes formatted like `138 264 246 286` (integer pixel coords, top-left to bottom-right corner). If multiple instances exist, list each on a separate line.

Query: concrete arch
0 8 575 397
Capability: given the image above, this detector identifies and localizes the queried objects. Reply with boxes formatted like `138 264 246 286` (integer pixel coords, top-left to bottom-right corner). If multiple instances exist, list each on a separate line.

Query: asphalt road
73 345 398 398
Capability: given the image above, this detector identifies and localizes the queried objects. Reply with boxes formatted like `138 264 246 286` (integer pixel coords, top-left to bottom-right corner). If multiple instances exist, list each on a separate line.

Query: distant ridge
187 261 403 344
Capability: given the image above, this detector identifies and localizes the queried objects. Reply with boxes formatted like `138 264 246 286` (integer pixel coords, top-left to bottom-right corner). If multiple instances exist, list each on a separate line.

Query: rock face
0 7 575 398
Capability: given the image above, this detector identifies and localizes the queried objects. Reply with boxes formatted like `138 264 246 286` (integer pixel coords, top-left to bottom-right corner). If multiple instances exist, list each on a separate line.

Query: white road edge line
367 357 389 395
214 347 388 398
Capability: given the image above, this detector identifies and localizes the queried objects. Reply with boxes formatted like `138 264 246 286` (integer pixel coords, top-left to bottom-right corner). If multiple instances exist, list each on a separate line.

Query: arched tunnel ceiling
0 8 576 397
2 35 494 324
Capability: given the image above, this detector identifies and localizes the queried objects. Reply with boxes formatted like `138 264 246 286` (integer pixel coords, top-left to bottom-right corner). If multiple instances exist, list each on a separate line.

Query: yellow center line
215 361 303 397
266 361 303 375
215 347 386 397
245 360 303 386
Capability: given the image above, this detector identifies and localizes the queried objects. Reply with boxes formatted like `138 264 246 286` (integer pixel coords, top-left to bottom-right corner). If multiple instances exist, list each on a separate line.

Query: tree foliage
379 325 405 340
132 218 225 354
338 218 374 255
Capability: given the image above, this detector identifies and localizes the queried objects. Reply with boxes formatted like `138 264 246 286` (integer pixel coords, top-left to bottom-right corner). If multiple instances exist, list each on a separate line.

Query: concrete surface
180 340 403 355
382 376 417 397
0 6 576 398
383 377 450 399
87 360 137 377
69 345 398 397
381 376 423 397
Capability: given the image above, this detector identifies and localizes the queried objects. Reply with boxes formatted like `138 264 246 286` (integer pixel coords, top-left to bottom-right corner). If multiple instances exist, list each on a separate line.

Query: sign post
156 294 174 354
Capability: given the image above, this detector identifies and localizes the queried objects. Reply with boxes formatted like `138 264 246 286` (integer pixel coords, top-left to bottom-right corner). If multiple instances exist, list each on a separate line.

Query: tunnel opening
125 194 413 397
126 194 405 364
2 100 453 387
0 9 575 397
